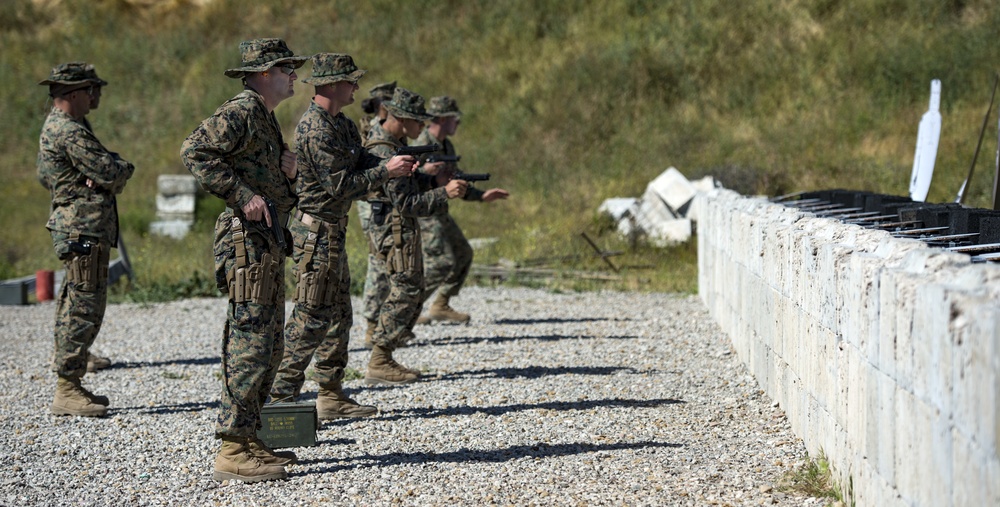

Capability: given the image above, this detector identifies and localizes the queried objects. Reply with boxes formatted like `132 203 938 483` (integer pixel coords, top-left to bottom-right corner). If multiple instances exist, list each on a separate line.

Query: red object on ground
36 270 54 301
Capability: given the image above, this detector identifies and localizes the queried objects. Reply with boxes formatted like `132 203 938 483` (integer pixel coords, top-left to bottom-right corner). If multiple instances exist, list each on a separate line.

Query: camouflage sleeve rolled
63 126 134 195
180 105 257 209
385 174 449 218
299 122 388 202
463 186 485 202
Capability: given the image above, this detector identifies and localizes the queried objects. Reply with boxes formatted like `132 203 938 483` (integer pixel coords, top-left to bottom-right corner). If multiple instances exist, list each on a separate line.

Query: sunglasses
275 64 296 75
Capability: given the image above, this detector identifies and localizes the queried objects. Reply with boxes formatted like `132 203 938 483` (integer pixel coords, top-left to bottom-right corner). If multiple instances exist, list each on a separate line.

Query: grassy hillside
2 0 998 297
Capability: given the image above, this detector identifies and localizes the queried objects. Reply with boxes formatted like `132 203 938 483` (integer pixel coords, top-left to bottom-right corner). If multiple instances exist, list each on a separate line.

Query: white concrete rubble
599 167 715 246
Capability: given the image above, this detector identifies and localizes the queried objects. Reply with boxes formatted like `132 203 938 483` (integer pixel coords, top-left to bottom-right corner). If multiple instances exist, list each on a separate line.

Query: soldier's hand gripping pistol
264 199 288 254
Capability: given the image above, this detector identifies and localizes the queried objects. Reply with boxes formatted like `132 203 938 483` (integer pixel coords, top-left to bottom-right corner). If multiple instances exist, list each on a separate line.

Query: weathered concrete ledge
696 189 1000 507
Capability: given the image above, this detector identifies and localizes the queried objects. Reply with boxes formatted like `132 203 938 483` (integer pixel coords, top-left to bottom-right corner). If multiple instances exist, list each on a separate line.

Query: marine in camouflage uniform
357 80 396 342
413 96 510 325
270 54 414 419
358 80 395 141
180 38 306 483
38 62 134 418
362 87 467 384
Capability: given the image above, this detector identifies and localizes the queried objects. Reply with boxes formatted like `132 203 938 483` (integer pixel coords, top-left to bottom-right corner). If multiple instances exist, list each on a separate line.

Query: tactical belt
293 211 347 306
225 206 290 230
294 210 347 230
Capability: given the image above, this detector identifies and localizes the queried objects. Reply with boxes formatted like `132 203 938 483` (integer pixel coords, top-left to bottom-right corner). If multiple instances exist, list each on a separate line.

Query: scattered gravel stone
0 287 822 506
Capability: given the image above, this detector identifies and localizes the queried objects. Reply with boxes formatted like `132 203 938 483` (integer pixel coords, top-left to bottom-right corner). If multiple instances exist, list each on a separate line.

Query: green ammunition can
258 401 318 448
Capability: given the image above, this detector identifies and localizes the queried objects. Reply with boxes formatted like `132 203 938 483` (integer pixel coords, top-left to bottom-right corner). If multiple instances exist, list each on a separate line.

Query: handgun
397 144 440 157
265 199 286 252
455 172 490 182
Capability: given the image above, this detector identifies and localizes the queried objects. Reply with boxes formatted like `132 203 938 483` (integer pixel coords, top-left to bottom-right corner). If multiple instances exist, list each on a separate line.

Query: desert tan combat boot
86 352 111 373
317 384 378 419
213 438 287 483
365 345 420 385
51 376 108 417
247 436 298 466
363 320 377 349
428 294 470 323
77 382 110 406
415 314 432 325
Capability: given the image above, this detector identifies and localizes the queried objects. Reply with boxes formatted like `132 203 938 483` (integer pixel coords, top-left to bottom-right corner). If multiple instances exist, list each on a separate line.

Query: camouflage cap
39 62 105 86
383 87 432 121
302 53 366 86
427 96 462 118
369 81 396 100
224 38 309 79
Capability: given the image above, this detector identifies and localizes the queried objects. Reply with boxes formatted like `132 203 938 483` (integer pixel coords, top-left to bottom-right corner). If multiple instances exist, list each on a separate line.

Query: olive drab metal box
258 402 318 448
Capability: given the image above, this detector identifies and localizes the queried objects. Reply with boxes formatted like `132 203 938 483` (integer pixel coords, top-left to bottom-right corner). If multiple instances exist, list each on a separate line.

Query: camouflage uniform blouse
414 129 484 209
37 107 135 245
364 121 448 250
359 114 375 141
295 101 387 222
181 89 296 234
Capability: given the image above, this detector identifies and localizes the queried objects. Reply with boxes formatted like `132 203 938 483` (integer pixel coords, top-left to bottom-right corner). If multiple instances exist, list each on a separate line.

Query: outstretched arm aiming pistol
424 154 490 182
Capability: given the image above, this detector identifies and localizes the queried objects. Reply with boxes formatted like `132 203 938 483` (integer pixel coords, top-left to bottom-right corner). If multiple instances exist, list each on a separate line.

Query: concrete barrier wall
696 189 1000 507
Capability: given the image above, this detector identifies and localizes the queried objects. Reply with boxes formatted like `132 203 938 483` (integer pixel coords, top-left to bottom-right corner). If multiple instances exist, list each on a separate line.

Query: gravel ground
0 287 824 506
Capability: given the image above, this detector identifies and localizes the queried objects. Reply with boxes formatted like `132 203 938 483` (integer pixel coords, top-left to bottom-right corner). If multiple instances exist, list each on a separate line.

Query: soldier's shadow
492 317 631 325
396 333 639 349
293 440 682 474
112 400 219 415
323 396 683 426
347 333 639 353
434 365 650 381
110 357 220 369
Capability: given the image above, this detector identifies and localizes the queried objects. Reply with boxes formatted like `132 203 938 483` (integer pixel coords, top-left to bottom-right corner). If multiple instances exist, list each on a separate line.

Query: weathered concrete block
156 193 196 217
157 174 198 196
952 431 1000 507
875 369 897 485
894 388 919 505
698 190 1000 507
149 220 192 239
951 297 999 457
643 167 696 215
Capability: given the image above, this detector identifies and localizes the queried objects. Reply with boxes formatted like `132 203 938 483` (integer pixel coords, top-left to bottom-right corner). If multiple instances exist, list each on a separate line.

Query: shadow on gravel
324 397 683 425
295 440 682 474
315 437 357 447
111 357 220 369
493 317 630 325
431 365 651 381
344 365 649 383
114 400 219 415
390 333 639 349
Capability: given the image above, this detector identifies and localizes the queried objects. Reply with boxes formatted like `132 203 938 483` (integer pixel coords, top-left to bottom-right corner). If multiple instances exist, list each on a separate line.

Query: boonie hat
302 53 366 86
427 96 462 118
369 81 396 101
39 62 106 96
383 87 432 121
224 38 309 79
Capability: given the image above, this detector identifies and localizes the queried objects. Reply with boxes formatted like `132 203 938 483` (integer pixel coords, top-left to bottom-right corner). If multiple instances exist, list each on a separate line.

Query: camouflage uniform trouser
417 212 473 306
50 231 110 378
213 210 286 439
368 230 424 349
358 201 389 324
271 214 352 399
